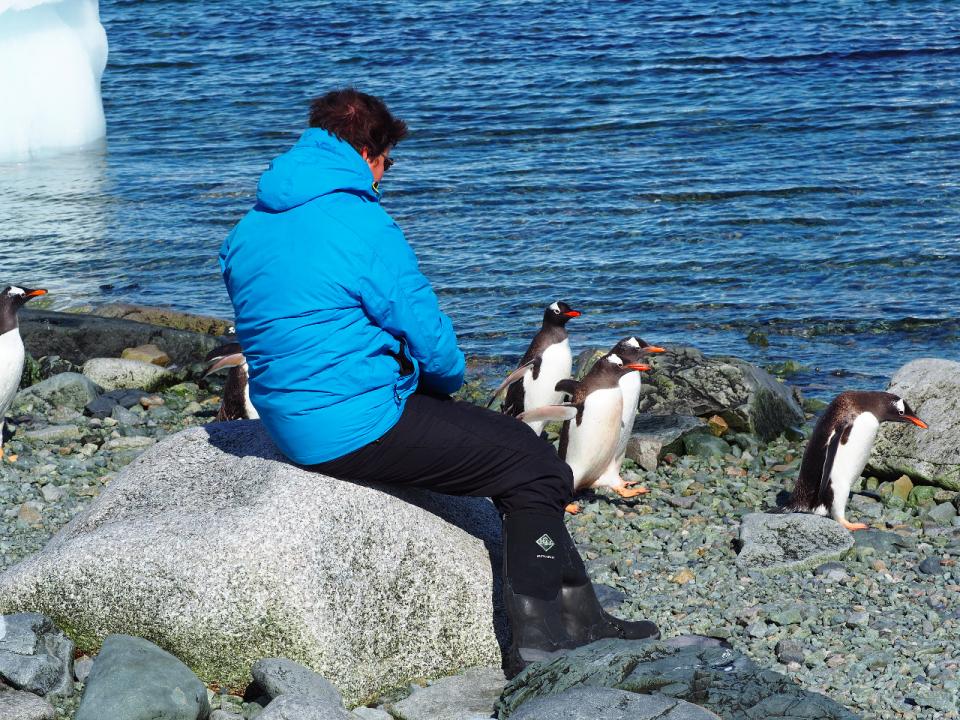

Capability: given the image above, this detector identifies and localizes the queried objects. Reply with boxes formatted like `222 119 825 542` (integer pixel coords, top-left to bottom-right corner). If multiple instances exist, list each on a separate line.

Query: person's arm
358 223 465 395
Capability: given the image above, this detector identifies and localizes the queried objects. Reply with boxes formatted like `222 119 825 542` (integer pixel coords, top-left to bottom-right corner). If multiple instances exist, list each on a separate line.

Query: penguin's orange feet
565 502 581 515
616 485 649 498
839 519 868 531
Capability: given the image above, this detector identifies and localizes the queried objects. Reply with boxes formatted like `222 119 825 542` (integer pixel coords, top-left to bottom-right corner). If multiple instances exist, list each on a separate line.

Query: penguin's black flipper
486 359 536 408
818 425 850 502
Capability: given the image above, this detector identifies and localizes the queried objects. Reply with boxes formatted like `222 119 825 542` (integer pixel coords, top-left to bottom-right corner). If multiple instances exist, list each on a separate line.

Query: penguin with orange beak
520 352 651 509
787 390 928 530
488 300 581 436
0 285 48 460
594 336 666 498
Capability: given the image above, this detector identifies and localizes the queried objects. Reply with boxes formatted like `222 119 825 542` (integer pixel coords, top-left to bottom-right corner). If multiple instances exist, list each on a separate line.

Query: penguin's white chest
830 412 880 487
618 372 642 428
521 339 571 434
0 328 25 416
522 339 571 408
242 376 260 420
565 387 623 488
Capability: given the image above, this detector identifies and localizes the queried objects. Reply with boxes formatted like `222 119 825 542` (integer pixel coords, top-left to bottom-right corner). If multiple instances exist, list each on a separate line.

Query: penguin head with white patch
600 352 651 378
543 300 581 327
611 336 666 363
0 285 47 332
879 393 928 429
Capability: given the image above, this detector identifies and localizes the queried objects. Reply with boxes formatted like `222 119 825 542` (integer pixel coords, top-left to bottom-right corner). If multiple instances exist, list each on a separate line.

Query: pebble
74 655 94 683
40 485 66 503
845 611 869 628
813 561 848 582
102 436 156 451
918 557 943 575
775 639 807 665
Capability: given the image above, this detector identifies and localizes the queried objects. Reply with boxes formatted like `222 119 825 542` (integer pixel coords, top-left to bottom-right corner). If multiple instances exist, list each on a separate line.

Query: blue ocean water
1 0 958 399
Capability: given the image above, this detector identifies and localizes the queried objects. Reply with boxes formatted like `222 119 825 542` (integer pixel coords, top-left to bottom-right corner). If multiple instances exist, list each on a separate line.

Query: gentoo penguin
594 336 666 496
520 353 650 506
487 301 580 435
0 285 48 460
203 342 259 421
788 391 927 530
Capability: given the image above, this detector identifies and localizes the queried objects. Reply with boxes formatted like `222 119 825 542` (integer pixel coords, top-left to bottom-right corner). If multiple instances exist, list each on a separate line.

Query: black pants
311 392 574 516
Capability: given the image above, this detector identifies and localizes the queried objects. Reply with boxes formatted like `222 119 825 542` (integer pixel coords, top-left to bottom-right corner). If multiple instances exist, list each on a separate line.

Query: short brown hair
308 89 408 159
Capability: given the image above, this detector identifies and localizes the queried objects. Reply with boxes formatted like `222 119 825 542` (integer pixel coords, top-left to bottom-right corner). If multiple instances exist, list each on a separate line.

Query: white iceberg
0 0 108 163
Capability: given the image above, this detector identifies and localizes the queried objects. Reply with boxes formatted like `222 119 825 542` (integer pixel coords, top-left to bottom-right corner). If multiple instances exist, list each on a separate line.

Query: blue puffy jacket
219 128 465 464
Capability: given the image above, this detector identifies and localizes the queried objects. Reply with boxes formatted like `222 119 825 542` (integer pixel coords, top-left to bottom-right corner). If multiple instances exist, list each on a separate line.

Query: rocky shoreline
1 306 958 719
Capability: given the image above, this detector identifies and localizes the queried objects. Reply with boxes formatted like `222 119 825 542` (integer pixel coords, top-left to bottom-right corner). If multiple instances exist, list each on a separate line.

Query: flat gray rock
0 613 74 697
0 421 505 706
637 346 804 441
75 634 209 720
351 709 392 720
258 694 352 720
509 687 719 720
11 373 102 414
626 415 706 470
252 658 343 707
736 513 854 574
852 529 913 555
0 688 56 720
496 637 858 719
868 359 960 491
82 357 178 392
388 666 506 720
22 425 82 443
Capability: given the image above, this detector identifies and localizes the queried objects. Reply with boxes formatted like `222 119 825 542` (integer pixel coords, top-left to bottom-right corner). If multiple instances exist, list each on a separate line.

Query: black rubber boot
501 512 573 679
557 525 660 645
560 582 661 644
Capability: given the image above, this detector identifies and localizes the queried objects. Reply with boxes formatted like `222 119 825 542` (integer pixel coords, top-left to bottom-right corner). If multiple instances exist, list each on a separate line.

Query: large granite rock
637 347 804 441
736 513 854 574
0 421 505 706
20 309 223 368
0 613 74 697
75 634 210 720
496 637 858 719
867 359 960 491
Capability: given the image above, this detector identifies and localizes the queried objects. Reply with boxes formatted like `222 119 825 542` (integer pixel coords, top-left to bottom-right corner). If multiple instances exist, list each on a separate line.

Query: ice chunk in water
0 0 108 162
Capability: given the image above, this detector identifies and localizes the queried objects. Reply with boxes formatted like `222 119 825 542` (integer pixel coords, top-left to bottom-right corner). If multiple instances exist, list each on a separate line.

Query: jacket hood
256 128 379 211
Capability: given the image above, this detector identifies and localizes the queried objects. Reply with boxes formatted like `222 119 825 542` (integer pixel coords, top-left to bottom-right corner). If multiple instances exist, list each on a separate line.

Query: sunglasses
383 156 395 172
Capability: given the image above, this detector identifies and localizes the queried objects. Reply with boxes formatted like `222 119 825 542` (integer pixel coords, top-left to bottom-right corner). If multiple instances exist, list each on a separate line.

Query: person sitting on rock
218 87 660 676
